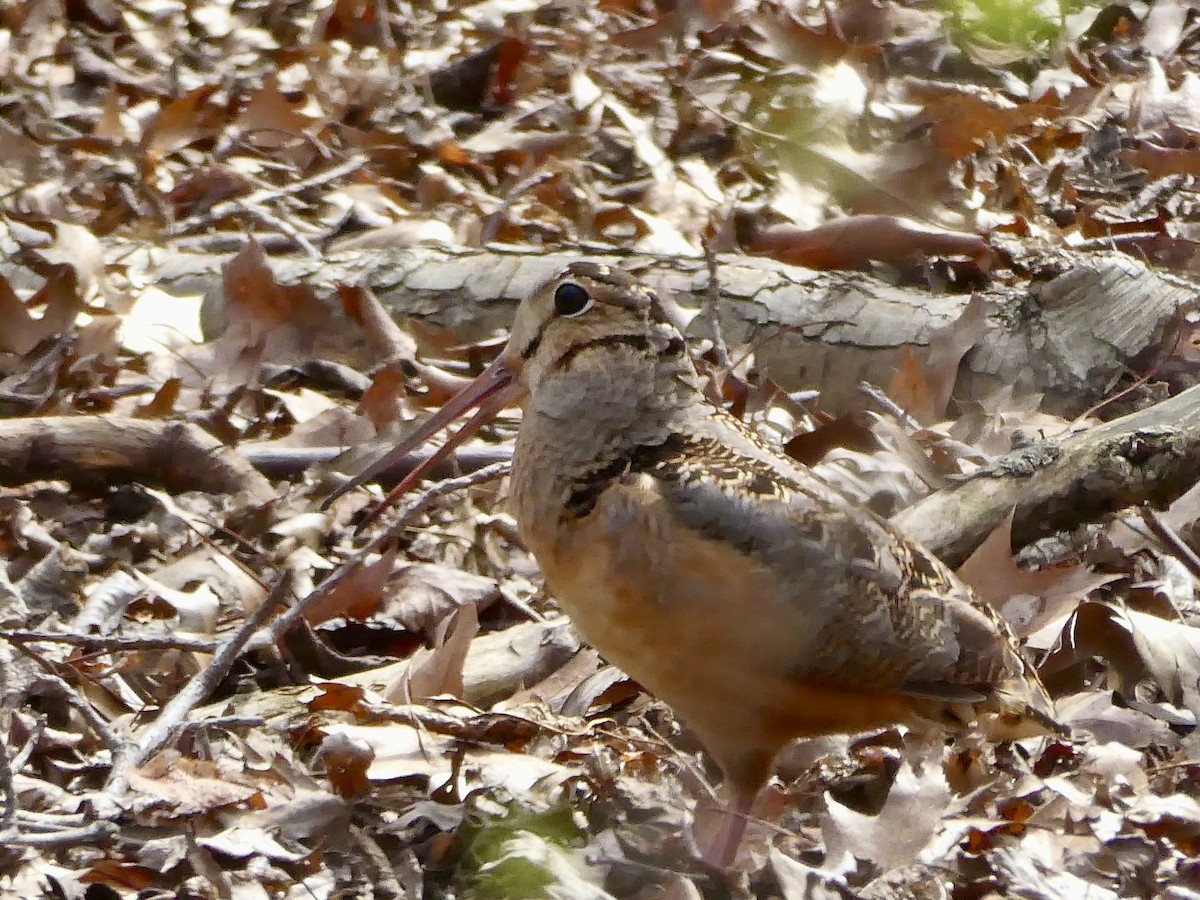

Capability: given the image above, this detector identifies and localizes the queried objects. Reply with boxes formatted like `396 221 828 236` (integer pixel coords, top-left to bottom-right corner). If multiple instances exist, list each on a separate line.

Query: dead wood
0 417 274 502
244 442 510 482
894 382 1200 566
121 242 1198 418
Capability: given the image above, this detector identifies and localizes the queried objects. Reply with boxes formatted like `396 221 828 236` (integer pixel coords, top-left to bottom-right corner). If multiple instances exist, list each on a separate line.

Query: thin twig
265 461 513 648
0 821 119 848
1140 506 1200 586
4 631 218 653
380 461 513 537
237 200 321 259
17 810 88 829
703 244 732 372
9 650 124 754
858 380 923 432
373 0 396 50
681 84 785 143
0 642 16 829
180 715 265 736
1064 310 1184 433
105 573 296 794
171 154 366 235
350 824 406 898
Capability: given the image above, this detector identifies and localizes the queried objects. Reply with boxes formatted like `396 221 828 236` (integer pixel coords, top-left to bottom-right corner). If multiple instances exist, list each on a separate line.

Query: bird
330 261 1064 868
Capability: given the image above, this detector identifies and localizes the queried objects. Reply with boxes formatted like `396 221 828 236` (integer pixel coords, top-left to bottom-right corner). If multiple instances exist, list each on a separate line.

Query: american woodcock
333 262 1063 867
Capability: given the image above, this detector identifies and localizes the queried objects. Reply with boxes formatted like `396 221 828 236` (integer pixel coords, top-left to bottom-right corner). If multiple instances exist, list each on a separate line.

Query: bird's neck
510 346 701 539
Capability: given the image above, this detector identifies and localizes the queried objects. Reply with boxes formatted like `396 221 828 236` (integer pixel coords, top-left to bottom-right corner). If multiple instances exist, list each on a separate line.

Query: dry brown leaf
222 242 331 335
770 846 856 900
197 827 307 863
126 751 260 818
357 365 407 430
92 86 126 142
234 76 322 152
169 167 248 219
206 241 360 377
142 84 224 160
320 730 375 799
380 563 500 638
1133 59 1200 139
820 759 953 874
1053 691 1177 748
923 93 1057 161
886 346 939 428
337 282 419 365
301 546 398 626
1051 600 1200 719
388 600 479 702
129 569 220 633
745 215 994 276
921 295 989 424
1114 606 1200 716
0 268 84 356
958 511 1116 636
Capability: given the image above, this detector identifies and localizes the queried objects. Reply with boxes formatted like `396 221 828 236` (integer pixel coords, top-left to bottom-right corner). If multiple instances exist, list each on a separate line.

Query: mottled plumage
347 261 1062 867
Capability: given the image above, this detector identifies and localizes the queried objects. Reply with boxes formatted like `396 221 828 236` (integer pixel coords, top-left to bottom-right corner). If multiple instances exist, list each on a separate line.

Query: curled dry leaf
0 268 83 356
1053 690 1178 748
382 563 501 637
1050 600 1200 720
129 570 220 634
301 546 398 626
211 241 358 372
142 84 224 161
336 619 583 709
356 365 408 430
385 600 479 703
743 215 996 276
957 510 1117 638
36 222 105 299
819 759 953 875
337 283 419 366
197 827 308 863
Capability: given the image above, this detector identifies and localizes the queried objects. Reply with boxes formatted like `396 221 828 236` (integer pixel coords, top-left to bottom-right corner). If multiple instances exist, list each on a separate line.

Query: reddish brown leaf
744 215 994 275
321 730 374 799
142 85 224 160
785 412 880 464
886 346 937 425
489 37 530 108
922 94 1056 161
301 546 398 626
358 365 407 430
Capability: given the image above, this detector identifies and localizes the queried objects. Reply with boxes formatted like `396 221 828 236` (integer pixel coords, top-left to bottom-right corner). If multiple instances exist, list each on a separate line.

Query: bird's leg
702 784 758 869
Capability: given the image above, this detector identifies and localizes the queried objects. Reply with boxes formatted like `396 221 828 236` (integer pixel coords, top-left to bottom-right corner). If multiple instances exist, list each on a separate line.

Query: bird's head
325 263 687 523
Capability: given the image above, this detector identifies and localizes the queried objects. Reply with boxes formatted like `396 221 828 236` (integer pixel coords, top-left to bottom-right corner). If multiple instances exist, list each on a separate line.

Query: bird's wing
591 425 1030 703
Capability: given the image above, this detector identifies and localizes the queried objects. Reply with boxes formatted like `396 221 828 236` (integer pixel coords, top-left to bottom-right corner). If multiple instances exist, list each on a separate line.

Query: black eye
554 282 593 317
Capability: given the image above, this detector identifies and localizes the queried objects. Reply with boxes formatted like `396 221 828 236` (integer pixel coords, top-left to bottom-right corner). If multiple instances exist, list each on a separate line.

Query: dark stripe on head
553 333 651 371
520 331 543 360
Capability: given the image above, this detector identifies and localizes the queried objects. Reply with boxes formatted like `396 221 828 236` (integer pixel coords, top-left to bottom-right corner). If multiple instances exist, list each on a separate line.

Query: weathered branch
0 417 274 502
893 383 1200 566
113 242 1198 417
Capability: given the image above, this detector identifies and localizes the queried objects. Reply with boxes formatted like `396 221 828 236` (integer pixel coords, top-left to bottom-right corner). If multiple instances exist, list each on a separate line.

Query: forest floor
3 0 1200 897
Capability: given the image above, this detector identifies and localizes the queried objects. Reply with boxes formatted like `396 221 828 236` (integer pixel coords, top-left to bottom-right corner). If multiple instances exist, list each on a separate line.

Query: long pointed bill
324 355 523 525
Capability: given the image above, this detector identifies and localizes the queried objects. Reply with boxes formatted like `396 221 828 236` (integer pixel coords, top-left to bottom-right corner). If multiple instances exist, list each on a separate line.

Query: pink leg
702 785 757 869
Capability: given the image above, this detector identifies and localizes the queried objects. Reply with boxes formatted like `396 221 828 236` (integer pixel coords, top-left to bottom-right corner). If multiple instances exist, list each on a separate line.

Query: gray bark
117 242 1196 418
